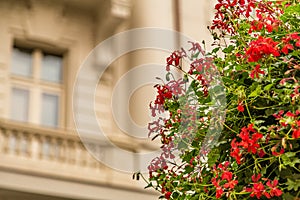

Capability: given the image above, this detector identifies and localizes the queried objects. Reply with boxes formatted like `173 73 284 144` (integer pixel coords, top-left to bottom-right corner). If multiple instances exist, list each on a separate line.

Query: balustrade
0 120 103 171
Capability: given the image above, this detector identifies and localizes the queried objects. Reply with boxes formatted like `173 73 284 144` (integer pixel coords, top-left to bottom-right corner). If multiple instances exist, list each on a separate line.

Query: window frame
9 45 66 128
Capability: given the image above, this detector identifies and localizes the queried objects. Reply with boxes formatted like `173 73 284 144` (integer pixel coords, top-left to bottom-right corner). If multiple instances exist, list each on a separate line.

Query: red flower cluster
188 57 216 97
273 110 300 139
148 155 169 174
211 161 238 199
166 52 181 70
212 0 257 34
246 36 280 62
164 191 172 200
249 1 282 33
245 174 282 199
154 85 172 105
231 124 263 164
166 49 187 71
237 103 244 112
250 64 265 79
150 83 180 117
167 79 185 96
291 86 300 104
188 41 205 56
282 32 300 54
272 147 285 156
293 128 300 139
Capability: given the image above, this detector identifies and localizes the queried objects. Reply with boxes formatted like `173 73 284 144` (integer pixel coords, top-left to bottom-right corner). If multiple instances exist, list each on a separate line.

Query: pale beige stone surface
0 0 214 199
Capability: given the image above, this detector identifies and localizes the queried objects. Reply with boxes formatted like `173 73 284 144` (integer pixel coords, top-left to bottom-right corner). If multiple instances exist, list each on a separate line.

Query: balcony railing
0 119 160 193
0 119 100 166
0 119 161 200
0 119 147 189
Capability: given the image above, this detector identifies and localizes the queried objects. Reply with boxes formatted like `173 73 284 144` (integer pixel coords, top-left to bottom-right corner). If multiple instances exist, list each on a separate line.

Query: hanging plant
137 1 300 199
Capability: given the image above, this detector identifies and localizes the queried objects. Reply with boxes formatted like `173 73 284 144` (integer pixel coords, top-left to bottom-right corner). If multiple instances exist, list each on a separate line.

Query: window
9 46 64 128
10 88 29 122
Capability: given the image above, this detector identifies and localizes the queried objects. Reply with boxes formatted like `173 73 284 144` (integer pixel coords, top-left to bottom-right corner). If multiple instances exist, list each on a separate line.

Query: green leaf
166 72 171 81
192 51 200 58
184 165 194 173
280 4 300 23
282 193 295 200
212 47 221 54
234 65 243 71
282 152 300 168
249 85 262 97
264 83 273 91
285 152 296 157
222 45 235 53
286 178 300 191
207 151 220 167
172 191 180 199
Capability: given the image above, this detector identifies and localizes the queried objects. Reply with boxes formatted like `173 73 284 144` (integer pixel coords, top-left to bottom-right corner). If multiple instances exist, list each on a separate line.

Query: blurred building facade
0 0 214 199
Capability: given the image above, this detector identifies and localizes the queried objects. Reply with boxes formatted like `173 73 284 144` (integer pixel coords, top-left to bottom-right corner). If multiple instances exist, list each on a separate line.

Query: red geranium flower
224 179 238 189
237 103 245 112
272 148 285 156
216 187 223 199
292 128 300 139
246 36 280 62
266 179 282 197
250 64 265 79
282 43 294 54
221 171 233 182
246 182 265 199
252 174 261 182
165 191 172 199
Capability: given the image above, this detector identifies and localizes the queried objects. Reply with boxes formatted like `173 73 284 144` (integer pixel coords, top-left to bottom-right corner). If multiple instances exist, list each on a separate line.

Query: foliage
138 1 300 199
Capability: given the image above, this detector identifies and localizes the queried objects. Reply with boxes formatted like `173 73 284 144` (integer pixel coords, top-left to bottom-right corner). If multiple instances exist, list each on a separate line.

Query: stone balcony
0 119 158 200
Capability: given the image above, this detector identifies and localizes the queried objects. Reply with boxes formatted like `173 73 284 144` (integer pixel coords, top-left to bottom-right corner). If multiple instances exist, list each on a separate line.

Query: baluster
84 143 93 168
31 134 41 160
39 135 45 159
49 137 57 161
59 139 67 162
19 131 28 157
57 138 64 162
74 142 83 166
90 144 100 168
96 144 103 170
7 130 17 155
67 140 75 164
2 129 9 154
42 136 51 160
94 144 102 162
96 159 103 172
0 128 5 153
27 133 33 158
80 145 88 167
65 140 70 164
48 136 53 160
14 130 22 156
